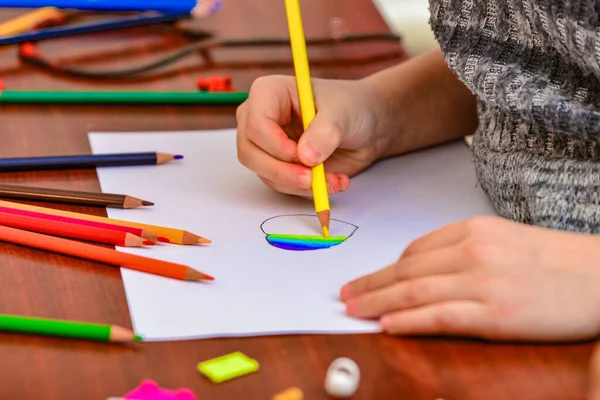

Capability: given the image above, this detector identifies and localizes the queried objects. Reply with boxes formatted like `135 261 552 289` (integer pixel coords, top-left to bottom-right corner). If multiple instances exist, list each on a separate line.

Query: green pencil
0 90 248 105
0 314 144 342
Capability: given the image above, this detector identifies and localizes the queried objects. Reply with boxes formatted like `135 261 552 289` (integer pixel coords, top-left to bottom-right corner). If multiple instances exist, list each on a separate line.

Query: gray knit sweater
428 0 600 232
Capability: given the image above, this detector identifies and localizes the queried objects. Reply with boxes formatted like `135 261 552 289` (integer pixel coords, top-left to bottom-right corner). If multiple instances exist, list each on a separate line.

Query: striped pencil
0 224 214 281
0 200 210 245
0 211 154 247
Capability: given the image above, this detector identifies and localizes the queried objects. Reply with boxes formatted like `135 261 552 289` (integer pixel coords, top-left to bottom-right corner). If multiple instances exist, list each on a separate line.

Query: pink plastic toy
123 379 197 400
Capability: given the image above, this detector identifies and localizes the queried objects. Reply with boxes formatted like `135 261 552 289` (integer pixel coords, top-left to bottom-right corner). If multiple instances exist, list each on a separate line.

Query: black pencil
0 152 183 172
0 184 154 209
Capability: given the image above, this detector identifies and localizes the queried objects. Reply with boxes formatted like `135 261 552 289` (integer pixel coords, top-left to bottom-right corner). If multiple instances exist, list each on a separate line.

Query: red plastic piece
123 379 197 400
196 76 234 92
18 42 41 58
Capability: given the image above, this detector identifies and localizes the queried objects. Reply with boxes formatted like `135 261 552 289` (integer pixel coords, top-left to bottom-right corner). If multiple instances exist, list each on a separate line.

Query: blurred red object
197 76 234 92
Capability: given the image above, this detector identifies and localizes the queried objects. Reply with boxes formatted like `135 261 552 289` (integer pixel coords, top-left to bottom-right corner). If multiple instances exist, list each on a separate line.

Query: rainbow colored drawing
266 234 348 251
260 214 358 251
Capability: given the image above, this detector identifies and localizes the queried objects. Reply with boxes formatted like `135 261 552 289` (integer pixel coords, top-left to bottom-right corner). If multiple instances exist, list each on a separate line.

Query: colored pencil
0 200 210 245
0 313 142 342
0 90 249 105
0 152 182 172
284 0 330 237
0 0 207 13
0 204 162 242
0 10 193 46
0 7 64 36
0 224 213 281
0 211 154 247
0 183 153 209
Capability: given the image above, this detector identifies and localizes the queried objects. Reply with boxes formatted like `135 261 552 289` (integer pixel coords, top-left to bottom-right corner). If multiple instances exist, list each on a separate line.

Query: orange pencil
0 225 213 282
0 200 209 245
0 211 154 247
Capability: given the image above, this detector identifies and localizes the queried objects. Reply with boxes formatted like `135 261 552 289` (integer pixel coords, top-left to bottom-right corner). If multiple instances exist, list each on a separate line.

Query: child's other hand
341 216 600 342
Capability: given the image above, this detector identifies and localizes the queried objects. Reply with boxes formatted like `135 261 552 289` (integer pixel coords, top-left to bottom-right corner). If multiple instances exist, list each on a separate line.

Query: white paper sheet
88 130 497 341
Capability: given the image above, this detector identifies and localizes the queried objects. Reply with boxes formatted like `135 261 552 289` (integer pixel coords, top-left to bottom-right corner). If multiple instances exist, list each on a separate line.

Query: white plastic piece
191 0 221 19
324 357 360 398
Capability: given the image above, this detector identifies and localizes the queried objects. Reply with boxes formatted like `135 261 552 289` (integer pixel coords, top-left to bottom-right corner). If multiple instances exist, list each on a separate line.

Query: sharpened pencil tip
317 210 330 238
143 240 156 246
184 268 214 281
141 201 154 206
197 237 212 244
134 334 145 342
174 154 184 160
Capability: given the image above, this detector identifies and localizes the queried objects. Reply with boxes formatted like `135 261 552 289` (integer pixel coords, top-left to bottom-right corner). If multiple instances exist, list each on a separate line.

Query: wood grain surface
0 1 594 399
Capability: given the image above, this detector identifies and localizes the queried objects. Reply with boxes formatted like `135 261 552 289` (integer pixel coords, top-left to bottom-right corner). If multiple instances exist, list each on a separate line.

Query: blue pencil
0 152 183 172
0 0 200 12
0 10 190 46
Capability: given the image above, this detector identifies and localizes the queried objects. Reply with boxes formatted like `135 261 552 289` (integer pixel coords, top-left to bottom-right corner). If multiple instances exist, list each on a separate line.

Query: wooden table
0 2 593 399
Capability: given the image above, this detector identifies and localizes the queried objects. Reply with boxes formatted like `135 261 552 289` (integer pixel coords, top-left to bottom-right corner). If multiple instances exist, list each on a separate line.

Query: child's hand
340 216 600 342
235 75 397 196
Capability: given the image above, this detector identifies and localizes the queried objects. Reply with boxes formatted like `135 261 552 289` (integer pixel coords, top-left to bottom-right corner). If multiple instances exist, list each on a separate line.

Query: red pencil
0 205 166 243
0 210 154 247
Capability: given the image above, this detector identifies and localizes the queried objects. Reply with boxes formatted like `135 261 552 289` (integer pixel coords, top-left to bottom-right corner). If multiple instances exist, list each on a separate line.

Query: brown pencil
0 183 153 209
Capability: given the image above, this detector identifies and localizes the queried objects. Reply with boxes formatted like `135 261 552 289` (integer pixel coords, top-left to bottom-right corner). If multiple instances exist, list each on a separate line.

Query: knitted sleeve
428 0 600 141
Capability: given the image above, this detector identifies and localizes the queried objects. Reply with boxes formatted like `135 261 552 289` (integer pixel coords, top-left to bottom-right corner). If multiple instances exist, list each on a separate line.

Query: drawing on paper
260 214 358 251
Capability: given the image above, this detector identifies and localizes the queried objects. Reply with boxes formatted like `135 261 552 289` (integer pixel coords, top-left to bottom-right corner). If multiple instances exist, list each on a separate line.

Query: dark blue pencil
0 0 198 12
0 152 183 172
0 11 190 46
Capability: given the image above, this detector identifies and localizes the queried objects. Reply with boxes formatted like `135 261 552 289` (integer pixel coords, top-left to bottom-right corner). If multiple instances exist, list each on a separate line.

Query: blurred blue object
0 0 219 13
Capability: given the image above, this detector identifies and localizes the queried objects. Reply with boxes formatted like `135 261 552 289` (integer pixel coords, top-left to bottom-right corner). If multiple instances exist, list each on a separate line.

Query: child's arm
365 48 479 158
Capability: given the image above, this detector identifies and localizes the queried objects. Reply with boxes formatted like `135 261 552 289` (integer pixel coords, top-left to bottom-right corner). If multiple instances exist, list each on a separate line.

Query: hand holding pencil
236 5 391 229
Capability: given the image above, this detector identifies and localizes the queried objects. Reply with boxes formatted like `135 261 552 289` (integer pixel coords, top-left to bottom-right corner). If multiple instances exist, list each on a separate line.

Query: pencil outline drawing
260 213 359 251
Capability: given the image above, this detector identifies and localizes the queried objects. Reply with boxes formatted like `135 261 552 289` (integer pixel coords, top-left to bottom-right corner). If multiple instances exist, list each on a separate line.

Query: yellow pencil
0 7 64 37
284 0 330 237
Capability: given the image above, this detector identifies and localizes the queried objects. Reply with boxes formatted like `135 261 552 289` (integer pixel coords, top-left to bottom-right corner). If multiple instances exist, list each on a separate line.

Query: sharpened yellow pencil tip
322 226 329 237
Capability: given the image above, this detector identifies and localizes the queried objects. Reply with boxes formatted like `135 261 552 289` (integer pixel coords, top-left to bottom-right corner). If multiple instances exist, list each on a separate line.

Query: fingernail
297 173 311 188
327 182 335 194
380 316 391 329
339 175 348 191
301 142 319 164
340 284 351 301
345 299 357 315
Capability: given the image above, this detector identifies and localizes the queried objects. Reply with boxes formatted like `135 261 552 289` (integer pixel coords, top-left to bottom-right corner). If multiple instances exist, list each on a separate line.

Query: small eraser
121 379 197 400
272 387 304 400
197 351 259 383
324 358 360 398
